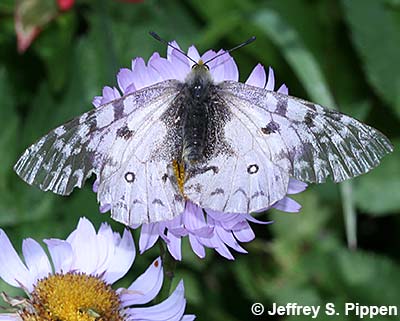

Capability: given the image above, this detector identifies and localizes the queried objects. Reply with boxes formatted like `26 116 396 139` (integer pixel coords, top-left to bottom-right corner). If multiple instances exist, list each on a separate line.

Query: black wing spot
210 188 224 196
261 121 280 135
251 190 265 199
304 112 316 127
304 102 317 111
117 126 135 140
247 164 259 174
275 97 288 116
124 172 135 183
112 99 125 118
152 198 165 206
324 109 342 121
162 173 168 183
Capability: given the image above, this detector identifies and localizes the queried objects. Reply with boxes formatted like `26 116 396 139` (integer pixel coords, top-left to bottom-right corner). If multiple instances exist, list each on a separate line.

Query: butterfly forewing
14 80 185 224
219 81 393 184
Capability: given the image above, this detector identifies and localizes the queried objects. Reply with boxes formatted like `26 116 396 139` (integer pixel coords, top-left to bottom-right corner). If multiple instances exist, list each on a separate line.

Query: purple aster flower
91 41 308 260
0 218 195 321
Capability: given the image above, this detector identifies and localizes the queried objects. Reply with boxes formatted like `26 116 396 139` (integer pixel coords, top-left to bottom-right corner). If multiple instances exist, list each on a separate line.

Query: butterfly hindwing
219 81 393 184
184 97 290 214
96 99 185 225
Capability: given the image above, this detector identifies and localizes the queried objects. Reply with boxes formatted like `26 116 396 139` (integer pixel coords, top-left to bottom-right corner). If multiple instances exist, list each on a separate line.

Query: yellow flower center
20 272 123 321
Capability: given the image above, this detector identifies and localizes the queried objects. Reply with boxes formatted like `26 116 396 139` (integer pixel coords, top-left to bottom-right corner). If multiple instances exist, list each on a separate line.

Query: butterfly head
185 60 213 100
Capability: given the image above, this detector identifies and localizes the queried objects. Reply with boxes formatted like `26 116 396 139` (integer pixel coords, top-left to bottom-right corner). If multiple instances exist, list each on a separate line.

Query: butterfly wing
184 81 393 214
14 80 184 224
219 81 393 184
183 90 292 214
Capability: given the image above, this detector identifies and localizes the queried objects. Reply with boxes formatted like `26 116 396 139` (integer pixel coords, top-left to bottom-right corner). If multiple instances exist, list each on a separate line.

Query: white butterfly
14 35 393 226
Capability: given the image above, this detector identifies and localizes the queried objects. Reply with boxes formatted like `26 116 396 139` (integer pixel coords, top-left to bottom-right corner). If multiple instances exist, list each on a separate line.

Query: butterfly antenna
149 31 198 65
203 36 256 65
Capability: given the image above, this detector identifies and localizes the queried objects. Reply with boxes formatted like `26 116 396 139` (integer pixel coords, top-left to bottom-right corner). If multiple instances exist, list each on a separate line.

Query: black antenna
149 31 198 65
204 36 256 65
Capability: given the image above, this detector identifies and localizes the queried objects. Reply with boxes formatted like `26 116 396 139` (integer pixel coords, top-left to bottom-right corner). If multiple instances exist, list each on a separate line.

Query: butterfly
14 33 393 226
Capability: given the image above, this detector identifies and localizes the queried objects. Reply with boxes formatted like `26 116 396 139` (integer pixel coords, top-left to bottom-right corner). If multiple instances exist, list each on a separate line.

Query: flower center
20 272 123 321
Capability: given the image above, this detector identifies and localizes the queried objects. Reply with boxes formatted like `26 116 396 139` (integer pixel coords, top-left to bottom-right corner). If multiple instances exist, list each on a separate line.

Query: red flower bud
57 0 75 11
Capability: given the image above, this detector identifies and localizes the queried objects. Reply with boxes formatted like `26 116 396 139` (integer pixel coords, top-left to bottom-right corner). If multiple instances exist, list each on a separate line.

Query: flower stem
340 181 357 250
155 241 178 303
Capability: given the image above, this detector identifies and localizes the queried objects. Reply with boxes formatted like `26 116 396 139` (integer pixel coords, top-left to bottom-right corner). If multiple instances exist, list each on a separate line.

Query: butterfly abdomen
181 88 210 163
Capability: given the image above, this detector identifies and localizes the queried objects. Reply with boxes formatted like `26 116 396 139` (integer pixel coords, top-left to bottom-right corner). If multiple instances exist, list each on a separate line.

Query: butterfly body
180 63 213 163
14 54 393 225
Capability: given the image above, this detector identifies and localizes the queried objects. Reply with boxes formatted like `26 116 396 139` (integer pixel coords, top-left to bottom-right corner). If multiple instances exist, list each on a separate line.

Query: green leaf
0 68 18 188
270 189 331 244
354 139 400 215
34 12 77 92
252 8 335 107
336 249 400 306
342 0 400 117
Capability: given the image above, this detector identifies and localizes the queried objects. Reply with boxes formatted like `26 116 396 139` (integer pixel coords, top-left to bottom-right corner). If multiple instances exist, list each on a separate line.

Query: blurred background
0 0 399 320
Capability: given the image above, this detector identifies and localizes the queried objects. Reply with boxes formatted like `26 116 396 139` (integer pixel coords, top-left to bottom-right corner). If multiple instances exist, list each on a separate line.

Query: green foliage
0 1 399 320
354 139 400 215
342 0 400 117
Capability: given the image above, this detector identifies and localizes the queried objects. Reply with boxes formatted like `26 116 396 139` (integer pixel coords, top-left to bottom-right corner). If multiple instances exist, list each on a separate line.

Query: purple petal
131 57 160 90
139 224 160 253
223 56 239 81
214 225 247 254
0 229 33 291
149 56 176 80
169 48 190 81
165 215 182 230
245 63 266 88
92 179 99 193
196 226 234 260
265 67 275 90
126 280 187 321
277 83 288 94
167 232 182 261
92 96 102 108
187 45 200 66
208 50 225 83
200 49 217 64
22 238 52 283
213 242 234 260
241 213 273 225
287 179 308 194
167 41 182 60
168 227 188 237
102 86 121 104
233 223 255 242
188 234 206 258
120 257 163 306
272 196 302 213
182 203 213 236
117 68 136 94
99 203 111 213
